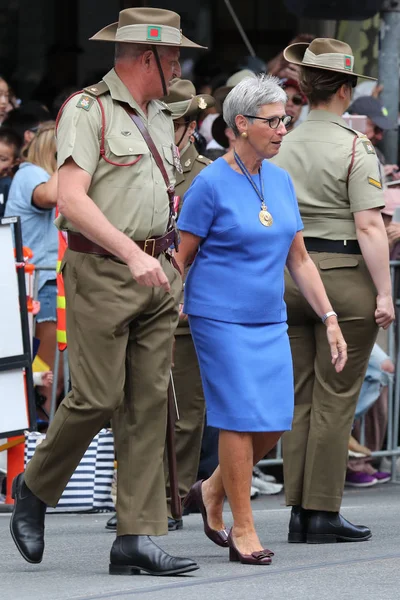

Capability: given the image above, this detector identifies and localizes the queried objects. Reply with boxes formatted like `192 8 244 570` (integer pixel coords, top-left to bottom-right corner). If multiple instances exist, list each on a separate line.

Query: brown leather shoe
183 480 228 547
227 529 273 565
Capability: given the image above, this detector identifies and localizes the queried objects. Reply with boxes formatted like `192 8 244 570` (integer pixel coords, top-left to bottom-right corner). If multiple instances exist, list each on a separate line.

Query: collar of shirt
102 68 169 124
306 109 349 128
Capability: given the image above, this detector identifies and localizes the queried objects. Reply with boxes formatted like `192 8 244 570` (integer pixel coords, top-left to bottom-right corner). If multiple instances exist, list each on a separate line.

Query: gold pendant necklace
259 201 273 227
234 151 273 227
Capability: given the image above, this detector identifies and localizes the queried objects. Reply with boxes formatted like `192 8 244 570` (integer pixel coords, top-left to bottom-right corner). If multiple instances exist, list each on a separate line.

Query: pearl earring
241 132 248 138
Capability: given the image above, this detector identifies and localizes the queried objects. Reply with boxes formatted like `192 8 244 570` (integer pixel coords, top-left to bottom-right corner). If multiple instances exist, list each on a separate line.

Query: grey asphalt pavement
1 485 400 600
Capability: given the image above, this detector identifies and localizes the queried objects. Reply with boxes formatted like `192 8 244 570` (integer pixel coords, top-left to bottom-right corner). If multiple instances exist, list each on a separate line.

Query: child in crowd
0 127 22 217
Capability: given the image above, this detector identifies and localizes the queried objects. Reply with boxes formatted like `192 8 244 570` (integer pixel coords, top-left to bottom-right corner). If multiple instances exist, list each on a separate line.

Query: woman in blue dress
176 74 348 565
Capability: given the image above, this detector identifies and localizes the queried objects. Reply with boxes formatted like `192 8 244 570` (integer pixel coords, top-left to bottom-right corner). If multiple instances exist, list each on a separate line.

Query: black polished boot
9 473 47 563
307 511 372 543
109 535 199 576
288 505 309 543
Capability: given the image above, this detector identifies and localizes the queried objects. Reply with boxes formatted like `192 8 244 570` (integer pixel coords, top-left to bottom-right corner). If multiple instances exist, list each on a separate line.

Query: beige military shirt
175 143 211 207
56 68 176 240
272 110 384 240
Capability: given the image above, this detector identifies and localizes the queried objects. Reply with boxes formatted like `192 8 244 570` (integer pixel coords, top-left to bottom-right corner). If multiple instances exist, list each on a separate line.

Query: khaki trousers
165 332 205 518
283 252 378 512
25 249 180 536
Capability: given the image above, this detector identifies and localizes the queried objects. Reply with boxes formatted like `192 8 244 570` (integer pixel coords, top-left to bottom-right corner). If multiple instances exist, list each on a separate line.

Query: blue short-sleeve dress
178 157 303 432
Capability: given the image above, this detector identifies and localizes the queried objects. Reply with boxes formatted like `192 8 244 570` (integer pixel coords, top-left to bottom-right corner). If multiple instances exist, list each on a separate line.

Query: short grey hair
115 42 168 63
223 74 287 136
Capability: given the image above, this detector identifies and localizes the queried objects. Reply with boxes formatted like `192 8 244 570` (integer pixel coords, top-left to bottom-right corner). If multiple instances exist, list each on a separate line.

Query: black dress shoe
105 513 117 530
168 517 183 531
109 535 199 576
288 505 309 543
307 511 372 544
9 473 46 563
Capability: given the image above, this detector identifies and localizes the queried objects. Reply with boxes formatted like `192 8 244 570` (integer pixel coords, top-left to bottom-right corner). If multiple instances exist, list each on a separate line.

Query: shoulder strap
82 81 109 97
120 103 178 246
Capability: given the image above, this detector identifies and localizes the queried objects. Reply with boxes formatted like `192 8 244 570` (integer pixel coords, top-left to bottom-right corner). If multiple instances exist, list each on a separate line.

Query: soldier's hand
127 251 171 293
325 319 348 373
375 294 395 329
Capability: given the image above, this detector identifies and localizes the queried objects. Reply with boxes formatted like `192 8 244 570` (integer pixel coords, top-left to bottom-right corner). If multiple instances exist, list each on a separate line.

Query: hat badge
198 97 207 110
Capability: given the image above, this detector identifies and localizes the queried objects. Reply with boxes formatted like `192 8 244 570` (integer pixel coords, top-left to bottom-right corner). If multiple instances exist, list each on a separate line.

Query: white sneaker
253 465 277 483
250 485 259 499
251 475 283 495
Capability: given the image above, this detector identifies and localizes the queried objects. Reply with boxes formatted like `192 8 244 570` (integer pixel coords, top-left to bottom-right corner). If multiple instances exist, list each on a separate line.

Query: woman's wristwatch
321 311 338 324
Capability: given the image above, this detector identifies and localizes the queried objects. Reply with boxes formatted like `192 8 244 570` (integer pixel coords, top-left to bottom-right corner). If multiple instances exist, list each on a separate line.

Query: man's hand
386 222 400 247
375 294 395 329
126 250 170 292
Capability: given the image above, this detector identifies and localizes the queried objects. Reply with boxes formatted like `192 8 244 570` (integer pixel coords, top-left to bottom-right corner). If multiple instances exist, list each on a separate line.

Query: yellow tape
57 296 66 309
57 330 67 344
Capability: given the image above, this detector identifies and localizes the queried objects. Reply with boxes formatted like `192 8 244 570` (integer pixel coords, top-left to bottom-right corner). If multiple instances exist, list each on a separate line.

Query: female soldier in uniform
273 38 394 544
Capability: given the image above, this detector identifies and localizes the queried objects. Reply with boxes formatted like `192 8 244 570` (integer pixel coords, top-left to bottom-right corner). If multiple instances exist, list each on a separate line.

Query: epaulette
74 81 109 112
82 81 110 97
196 154 212 166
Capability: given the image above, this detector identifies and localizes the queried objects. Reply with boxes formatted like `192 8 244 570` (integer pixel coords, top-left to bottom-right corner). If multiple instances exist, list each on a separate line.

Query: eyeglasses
286 94 303 106
243 114 293 129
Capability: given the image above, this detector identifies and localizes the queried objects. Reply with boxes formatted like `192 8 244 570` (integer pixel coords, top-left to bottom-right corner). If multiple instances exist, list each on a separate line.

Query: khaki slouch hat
284 38 376 81
90 7 206 49
164 79 215 119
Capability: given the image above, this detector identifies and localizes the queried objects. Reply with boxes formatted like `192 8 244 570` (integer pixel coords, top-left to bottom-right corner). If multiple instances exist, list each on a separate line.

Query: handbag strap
121 103 176 233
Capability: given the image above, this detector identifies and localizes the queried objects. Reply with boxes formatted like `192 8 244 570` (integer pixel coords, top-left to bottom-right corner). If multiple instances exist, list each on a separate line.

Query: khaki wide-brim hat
284 38 376 81
163 78 215 119
90 7 206 49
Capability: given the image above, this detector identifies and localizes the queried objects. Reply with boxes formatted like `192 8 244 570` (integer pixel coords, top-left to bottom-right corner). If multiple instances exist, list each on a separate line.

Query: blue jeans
355 344 391 420
36 280 57 323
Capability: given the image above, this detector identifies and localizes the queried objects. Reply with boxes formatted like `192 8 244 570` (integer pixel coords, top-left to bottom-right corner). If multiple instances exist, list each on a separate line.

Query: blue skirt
189 316 294 432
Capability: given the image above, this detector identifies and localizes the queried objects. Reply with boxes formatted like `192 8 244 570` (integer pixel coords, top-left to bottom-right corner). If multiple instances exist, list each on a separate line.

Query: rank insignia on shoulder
362 140 375 155
76 95 94 111
368 177 382 189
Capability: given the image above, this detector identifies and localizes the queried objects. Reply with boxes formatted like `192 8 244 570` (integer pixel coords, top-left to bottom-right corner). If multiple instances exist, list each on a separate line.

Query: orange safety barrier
5 437 25 504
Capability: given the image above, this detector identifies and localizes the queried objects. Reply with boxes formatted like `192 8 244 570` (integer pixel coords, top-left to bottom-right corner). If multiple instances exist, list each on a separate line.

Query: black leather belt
304 238 361 255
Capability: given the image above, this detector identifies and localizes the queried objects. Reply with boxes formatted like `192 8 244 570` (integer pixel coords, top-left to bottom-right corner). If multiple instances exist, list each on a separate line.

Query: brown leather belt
67 230 175 258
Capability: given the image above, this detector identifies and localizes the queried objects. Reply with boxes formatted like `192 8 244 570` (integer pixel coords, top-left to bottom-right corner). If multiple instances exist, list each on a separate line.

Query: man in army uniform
10 8 205 576
164 79 214 529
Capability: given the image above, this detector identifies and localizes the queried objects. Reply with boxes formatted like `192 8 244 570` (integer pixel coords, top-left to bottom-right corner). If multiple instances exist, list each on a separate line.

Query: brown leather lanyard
121 103 178 248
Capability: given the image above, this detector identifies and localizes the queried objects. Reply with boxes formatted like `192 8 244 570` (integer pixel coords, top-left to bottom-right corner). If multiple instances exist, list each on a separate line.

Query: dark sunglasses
287 94 303 106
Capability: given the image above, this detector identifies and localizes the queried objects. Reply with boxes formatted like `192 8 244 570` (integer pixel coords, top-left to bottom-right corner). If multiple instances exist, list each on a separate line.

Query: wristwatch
321 311 338 323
